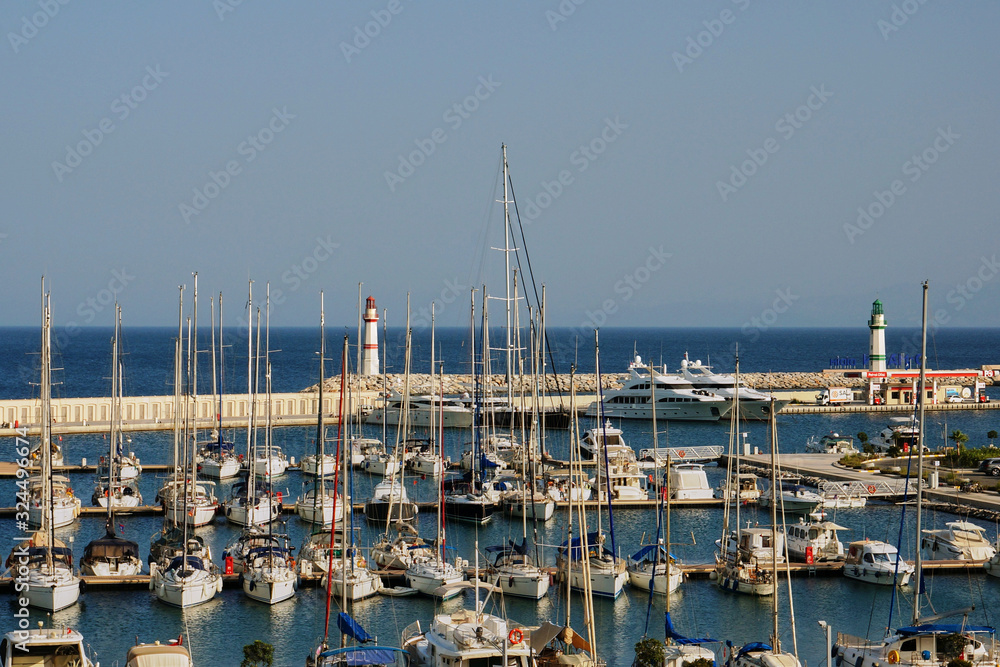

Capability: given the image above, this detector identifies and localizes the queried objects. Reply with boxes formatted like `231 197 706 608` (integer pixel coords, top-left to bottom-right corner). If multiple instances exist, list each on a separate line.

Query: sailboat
198 292 242 480
556 365 628 598
296 293 348 527
715 352 775 596
91 305 142 516
834 284 998 667
728 398 803 667
225 288 281 527
81 312 143 578
242 288 299 605
158 278 219 528
628 364 683 595
150 280 222 608
10 286 82 612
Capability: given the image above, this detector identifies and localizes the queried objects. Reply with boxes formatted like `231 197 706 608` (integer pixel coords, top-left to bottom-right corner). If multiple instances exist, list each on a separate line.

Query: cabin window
864 553 875 564
901 639 917 652
809 529 819 539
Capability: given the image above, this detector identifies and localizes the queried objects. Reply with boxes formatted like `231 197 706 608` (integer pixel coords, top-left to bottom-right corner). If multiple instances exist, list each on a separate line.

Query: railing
638 446 724 463
819 479 919 497
836 631 882 649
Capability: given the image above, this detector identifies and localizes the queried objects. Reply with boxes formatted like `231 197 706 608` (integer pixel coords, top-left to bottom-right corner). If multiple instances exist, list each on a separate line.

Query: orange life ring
508 628 523 645
888 650 900 664
867 485 877 494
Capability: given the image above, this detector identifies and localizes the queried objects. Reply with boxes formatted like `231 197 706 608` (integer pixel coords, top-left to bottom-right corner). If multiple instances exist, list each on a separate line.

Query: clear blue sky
2 2 998 330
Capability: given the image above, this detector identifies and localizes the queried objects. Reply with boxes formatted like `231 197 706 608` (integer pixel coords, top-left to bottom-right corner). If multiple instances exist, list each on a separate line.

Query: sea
2 326 999 667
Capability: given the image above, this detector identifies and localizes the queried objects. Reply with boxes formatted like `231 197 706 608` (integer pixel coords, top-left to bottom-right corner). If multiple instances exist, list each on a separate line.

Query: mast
340 335 349 644
41 287 53 568
314 292 325 524
107 304 120 527
913 281 929 623
217 293 225 440
769 399 780 654
190 273 199 491
173 286 185 482
595 330 617 559
210 295 217 439
430 302 436 462
244 281 255 527
502 143 513 408
265 285 273 554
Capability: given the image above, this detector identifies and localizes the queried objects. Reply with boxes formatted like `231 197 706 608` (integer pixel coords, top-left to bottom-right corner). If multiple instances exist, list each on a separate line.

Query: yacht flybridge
679 353 788 419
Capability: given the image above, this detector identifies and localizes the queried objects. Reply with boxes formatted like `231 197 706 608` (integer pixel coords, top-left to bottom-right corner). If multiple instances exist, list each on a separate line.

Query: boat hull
242 572 297 604
26 576 81 612
364 500 418 524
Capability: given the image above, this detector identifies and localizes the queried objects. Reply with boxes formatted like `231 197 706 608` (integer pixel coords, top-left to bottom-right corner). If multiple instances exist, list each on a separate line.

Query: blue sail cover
736 643 773 659
317 646 407 666
338 612 374 643
665 612 718 645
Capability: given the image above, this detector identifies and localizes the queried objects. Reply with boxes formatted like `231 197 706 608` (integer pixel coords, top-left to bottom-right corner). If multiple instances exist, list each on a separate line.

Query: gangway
818 479 919 498
638 446 723 465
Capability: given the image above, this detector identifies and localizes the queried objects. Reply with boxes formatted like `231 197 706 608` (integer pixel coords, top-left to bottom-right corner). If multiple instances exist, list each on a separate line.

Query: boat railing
401 620 422 645
836 631 883 649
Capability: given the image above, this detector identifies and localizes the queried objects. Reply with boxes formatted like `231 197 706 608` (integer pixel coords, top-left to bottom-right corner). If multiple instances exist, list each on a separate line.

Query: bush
684 659 714 667
938 634 969 661
940 446 1000 469
633 638 666 667
241 641 274 667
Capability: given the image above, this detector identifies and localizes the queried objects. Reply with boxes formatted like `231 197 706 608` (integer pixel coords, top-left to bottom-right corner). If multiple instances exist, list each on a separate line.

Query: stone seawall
304 372 989 395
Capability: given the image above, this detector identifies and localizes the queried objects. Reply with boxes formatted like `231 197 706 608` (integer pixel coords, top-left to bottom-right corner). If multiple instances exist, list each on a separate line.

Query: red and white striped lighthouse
361 296 379 376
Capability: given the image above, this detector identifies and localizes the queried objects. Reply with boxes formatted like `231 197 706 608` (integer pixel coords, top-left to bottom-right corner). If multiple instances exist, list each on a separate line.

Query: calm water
3 327 1000 666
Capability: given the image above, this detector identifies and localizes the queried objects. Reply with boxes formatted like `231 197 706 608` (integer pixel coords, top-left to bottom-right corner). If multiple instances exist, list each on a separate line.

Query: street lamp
818 620 832 667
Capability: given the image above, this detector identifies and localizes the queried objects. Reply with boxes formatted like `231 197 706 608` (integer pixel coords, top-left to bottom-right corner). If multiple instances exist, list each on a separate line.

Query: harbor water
2 327 999 666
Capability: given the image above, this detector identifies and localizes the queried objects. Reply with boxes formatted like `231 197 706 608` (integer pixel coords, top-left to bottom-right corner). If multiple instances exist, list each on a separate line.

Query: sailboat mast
173 286 184 481
191 273 199 486
340 335 349 644
430 303 435 460
218 293 224 438
42 289 53 565
245 282 255 522
913 281 929 623
501 143 513 408
210 296 217 433
107 305 120 525
315 292 325 515
769 404 780 654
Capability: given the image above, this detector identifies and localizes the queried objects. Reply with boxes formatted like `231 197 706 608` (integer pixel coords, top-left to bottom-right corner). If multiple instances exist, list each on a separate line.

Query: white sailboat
729 398 804 667
150 278 222 608
13 289 82 612
198 293 242 480
242 288 298 604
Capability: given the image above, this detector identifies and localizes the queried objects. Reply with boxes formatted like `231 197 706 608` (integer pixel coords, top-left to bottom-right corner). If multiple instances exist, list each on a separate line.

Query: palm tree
949 429 968 451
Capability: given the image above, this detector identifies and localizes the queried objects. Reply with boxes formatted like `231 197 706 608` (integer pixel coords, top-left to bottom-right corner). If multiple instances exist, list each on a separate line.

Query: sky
2 2 999 332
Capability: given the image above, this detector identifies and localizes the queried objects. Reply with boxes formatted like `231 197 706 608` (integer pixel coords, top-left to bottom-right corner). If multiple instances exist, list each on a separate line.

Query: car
977 458 1000 476
947 395 964 403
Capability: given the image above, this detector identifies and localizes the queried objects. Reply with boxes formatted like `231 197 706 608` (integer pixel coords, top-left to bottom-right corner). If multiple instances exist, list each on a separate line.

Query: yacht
405 554 466 597
835 624 997 667
666 463 714 500
578 419 629 459
295 483 347 527
844 539 913 586
92 475 142 508
627 542 682 595
12 532 81 612
366 392 474 428
985 551 1000 578
2 625 97 667
198 439 242 479
783 512 847 562
921 520 997 561
759 481 823 514
321 549 384 601
481 540 549 599
242 541 298 605
402 607 534 666
371 526 434 570
80 521 143 576
557 530 629 599
715 473 762 503
27 474 81 529
223 480 281 526
871 417 922 453
364 478 418 524
586 355 730 421
158 478 219 527
252 446 288 479
679 353 788 420
150 554 223 607
805 432 858 454
126 639 193 667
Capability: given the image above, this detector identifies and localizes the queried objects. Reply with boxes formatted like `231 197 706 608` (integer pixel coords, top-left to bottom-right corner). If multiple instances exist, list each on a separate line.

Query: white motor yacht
402 608 533 666
844 539 913 586
759 482 823 515
783 513 847 562
666 463 714 500
715 473 762 503
366 393 474 428
2 625 97 667
805 432 858 454
921 520 997 561
126 639 193 667
586 355 730 422
680 353 788 420
871 417 921 453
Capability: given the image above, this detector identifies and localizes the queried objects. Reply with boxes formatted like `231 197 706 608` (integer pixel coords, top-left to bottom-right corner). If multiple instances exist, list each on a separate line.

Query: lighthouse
868 298 887 373
361 296 379 376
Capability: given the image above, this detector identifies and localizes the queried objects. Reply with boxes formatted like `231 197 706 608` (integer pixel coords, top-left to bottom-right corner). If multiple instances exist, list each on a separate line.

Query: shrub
633 638 666 667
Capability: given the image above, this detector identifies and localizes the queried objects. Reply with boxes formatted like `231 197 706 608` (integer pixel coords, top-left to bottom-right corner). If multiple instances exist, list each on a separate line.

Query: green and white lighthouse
868 299 887 373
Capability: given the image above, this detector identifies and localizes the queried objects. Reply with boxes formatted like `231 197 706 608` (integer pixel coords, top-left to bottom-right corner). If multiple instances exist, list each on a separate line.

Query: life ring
867 485 876 494
508 628 523 645
888 650 900 664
